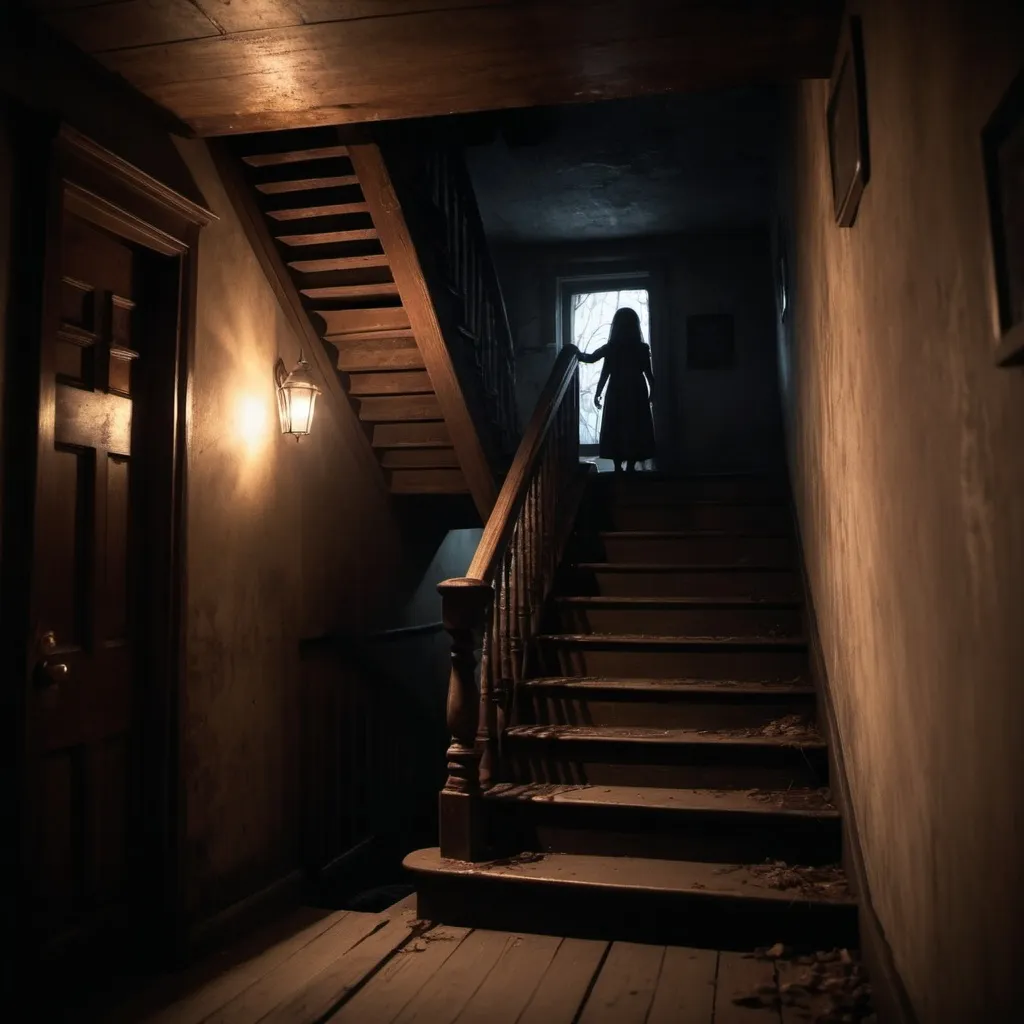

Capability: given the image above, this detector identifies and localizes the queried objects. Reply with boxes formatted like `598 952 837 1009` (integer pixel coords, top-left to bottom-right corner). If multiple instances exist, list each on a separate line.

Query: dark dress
589 340 656 462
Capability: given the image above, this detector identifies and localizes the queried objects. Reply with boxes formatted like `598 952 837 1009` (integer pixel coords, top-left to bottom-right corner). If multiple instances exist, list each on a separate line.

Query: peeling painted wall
781 2 1023 1019
174 139 408 921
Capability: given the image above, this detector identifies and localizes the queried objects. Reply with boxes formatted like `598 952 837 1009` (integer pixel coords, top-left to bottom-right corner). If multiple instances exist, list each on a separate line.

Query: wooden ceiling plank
45 0 223 53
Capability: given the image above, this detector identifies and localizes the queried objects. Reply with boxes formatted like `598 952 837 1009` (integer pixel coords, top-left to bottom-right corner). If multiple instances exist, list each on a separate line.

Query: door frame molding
0 113 214 981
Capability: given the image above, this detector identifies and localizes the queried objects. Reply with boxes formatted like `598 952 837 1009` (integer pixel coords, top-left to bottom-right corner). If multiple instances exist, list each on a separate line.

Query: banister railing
436 345 587 860
375 125 519 474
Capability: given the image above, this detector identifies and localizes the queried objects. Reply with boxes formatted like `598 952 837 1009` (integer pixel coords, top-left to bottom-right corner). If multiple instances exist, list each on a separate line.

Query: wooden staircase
214 127 518 515
407 468 858 951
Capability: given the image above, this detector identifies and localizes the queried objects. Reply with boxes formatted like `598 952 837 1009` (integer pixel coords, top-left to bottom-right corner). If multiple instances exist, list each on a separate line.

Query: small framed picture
982 68 1024 367
775 220 789 324
827 16 870 227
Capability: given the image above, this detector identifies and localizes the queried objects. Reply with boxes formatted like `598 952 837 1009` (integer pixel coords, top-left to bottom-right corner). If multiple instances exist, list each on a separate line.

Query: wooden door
29 206 145 950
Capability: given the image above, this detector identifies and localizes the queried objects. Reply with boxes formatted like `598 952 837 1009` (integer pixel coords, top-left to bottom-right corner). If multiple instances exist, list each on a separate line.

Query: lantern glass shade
275 356 320 438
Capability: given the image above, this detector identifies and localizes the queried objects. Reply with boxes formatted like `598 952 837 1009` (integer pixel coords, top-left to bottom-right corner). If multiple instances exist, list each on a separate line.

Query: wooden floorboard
450 932 562 1024
515 937 609 1024
328 923 471 1023
648 947 719 1024
713 951 781 1023
577 940 665 1024
91 902 856 1024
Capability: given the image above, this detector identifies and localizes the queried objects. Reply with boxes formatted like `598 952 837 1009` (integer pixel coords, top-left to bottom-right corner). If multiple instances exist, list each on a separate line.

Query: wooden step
288 254 391 274
594 502 792 532
300 281 400 300
318 307 410 337
536 633 807 681
334 335 423 371
255 174 360 194
389 469 468 494
502 724 826 789
551 596 804 636
591 474 791 502
371 421 451 448
347 370 433 396
520 676 816 730
380 448 459 469
574 531 795 566
266 201 370 221
485 783 841 865
406 848 857 951
357 394 442 423
242 144 349 167
570 563 802 599
276 228 378 247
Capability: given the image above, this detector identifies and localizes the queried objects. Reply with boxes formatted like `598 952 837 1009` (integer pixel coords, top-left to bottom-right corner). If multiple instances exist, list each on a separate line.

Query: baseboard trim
185 868 305 960
790 509 918 1024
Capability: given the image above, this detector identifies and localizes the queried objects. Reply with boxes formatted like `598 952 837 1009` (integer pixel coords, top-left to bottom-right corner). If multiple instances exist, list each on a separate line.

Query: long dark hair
608 307 645 347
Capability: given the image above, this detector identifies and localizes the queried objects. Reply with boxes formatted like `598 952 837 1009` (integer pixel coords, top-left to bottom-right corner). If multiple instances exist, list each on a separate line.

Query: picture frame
827 16 870 228
775 219 789 324
981 68 1024 367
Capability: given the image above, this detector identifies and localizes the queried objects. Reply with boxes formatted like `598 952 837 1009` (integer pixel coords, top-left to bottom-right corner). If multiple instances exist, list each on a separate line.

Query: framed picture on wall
982 68 1024 367
827 16 870 227
775 219 789 324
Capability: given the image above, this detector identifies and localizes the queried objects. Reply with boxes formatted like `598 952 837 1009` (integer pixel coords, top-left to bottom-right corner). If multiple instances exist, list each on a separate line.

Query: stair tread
574 561 796 573
266 201 369 221
242 144 349 167
503 724 825 747
589 530 790 538
538 633 808 648
405 848 853 905
522 676 813 694
255 174 359 194
554 596 802 607
484 782 838 818
276 228 378 246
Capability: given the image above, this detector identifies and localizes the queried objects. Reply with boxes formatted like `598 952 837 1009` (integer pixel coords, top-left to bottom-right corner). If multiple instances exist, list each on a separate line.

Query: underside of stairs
218 126 513 513
406 472 858 952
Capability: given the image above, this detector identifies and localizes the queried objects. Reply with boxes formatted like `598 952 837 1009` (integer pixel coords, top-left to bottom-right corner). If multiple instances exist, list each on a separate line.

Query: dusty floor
86 895 875 1023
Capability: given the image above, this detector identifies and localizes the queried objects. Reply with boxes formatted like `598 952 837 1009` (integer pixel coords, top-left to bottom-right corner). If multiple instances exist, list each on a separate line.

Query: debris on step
697 715 821 740
744 786 836 811
744 859 850 898
733 947 876 1022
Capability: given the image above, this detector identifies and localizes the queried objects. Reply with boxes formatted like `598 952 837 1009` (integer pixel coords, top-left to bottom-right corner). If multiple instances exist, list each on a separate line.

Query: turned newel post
437 576 492 860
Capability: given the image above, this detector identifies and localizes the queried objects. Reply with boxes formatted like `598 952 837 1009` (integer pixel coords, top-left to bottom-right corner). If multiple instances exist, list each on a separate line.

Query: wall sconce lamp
275 353 321 440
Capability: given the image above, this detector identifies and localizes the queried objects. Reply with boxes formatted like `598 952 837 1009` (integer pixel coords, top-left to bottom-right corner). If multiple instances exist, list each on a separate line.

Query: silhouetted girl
579 307 655 472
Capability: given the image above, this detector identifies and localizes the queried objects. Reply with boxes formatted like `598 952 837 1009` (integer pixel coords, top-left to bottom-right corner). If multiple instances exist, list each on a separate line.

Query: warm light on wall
275 354 321 439
235 393 269 450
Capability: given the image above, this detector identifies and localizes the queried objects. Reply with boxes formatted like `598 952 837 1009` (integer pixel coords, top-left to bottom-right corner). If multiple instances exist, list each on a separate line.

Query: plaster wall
174 139 409 920
496 231 785 472
781 1 1023 1018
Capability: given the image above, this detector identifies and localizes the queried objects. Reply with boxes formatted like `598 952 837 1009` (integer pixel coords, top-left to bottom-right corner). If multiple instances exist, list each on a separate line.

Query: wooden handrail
436 344 587 860
468 344 580 581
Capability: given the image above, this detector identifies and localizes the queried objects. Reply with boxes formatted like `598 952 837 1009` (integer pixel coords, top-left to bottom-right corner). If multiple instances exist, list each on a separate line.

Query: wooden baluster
437 577 492 860
478 578 499 787
512 516 526 693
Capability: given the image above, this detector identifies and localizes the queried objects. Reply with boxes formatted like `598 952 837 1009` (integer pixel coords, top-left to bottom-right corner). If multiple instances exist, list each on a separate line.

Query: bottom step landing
404 848 858 953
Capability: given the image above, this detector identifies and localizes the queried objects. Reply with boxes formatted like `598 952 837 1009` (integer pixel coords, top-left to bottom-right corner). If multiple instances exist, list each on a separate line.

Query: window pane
573 289 649 445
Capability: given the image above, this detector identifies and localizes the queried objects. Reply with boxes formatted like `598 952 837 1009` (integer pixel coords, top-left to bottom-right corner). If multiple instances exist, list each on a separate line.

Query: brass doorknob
35 629 69 689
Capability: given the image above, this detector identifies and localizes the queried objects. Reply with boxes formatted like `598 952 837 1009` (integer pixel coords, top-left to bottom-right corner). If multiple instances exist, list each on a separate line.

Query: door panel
31 207 141 944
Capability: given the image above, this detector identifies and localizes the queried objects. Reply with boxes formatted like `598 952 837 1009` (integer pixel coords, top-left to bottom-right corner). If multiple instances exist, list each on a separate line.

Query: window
568 287 650 446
